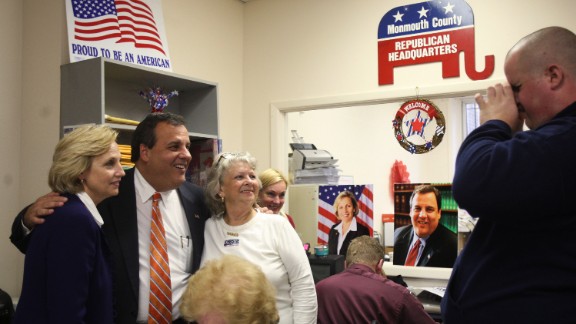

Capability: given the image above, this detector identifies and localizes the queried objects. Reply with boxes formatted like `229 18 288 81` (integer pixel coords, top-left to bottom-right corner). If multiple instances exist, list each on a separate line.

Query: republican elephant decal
377 0 494 85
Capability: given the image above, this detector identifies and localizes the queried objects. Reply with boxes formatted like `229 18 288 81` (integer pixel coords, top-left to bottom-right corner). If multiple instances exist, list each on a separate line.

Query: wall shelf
60 57 219 141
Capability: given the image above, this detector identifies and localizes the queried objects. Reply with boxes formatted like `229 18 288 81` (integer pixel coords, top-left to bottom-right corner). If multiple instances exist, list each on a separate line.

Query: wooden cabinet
60 57 218 141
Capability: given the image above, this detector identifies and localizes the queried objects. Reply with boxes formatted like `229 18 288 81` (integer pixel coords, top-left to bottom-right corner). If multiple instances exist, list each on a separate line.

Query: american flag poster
65 0 172 71
317 185 373 245
377 0 494 85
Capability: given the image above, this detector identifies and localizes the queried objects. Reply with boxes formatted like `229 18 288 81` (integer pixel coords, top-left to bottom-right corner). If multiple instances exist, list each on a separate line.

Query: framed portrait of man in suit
393 183 458 268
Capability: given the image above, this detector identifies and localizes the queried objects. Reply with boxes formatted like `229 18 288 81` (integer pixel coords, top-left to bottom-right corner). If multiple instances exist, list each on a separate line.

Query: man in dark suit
393 185 456 268
10 112 211 323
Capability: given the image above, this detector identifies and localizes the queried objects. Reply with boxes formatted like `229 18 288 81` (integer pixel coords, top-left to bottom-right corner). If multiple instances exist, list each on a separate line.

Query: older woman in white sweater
201 152 317 324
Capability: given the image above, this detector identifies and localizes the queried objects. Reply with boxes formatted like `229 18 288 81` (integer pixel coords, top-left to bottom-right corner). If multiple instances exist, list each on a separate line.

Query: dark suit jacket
13 194 114 324
328 219 370 255
393 224 457 268
11 168 211 324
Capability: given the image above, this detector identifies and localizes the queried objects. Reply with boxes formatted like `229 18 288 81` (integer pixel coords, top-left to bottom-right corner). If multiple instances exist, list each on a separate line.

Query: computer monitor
307 254 345 283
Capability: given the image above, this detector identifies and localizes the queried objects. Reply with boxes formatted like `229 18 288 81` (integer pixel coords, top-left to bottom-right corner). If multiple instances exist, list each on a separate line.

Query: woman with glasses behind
202 152 317 324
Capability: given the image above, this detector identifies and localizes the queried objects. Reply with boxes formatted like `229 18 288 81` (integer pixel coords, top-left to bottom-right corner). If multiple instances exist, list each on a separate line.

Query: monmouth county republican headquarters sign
377 0 494 85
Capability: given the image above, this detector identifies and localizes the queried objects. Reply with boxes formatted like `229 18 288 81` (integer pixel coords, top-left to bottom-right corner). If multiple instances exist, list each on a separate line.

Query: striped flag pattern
317 185 374 245
71 0 166 55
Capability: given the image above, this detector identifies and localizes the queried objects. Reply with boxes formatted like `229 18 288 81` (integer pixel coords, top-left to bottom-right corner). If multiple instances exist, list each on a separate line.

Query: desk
383 262 451 287
383 263 448 322
307 254 345 283
410 287 443 322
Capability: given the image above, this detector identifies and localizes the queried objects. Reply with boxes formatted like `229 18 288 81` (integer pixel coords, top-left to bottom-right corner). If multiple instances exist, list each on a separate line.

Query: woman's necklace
223 207 256 237
226 230 239 237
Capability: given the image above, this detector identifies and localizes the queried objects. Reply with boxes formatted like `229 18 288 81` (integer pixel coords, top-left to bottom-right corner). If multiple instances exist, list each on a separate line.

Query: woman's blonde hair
48 125 118 194
180 255 279 324
259 168 289 190
333 190 359 219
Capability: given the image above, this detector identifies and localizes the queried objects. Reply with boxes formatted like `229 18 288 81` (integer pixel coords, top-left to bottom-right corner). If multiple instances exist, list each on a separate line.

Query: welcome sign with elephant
377 0 494 85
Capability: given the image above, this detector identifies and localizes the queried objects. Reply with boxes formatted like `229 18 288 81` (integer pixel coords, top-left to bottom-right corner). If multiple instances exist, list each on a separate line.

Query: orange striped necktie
404 239 421 266
148 192 172 323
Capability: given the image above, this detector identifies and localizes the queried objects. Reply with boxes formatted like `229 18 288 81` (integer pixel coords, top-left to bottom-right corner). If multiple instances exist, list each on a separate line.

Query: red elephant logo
378 0 494 85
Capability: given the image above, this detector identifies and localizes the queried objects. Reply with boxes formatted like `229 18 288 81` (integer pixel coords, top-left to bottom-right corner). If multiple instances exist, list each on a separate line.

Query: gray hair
205 152 259 216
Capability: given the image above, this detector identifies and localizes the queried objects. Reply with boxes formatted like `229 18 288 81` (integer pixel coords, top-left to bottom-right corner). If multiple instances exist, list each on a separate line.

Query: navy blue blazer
393 224 457 268
328 220 370 255
13 193 114 324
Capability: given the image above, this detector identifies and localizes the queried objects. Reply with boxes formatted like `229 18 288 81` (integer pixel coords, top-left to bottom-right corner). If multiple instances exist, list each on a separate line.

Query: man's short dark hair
130 112 186 162
410 185 442 210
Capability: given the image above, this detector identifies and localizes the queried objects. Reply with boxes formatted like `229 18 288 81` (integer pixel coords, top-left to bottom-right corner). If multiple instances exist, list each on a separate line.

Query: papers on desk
293 167 341 185
410 286 445 304
410 287 444 315
421 286 445 298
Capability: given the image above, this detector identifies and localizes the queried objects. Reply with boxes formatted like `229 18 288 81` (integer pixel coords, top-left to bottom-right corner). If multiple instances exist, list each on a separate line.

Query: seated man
316 235 435 324
180 254 279 324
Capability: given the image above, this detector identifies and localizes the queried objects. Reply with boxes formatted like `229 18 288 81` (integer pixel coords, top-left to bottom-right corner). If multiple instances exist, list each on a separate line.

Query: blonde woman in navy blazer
14 125 125 324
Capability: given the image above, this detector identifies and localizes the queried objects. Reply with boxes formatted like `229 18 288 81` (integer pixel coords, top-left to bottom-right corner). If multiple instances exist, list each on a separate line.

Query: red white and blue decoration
139 86 178 113
317 185 373 245
393 99 445 154
377 0 494 85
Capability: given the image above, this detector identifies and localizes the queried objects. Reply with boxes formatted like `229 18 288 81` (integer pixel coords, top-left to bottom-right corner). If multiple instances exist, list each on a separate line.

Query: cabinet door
287 185 319 245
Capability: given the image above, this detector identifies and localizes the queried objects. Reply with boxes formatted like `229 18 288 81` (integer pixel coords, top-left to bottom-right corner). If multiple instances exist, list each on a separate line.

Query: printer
292 148 336 170
289 143 340 184
290 143 337 170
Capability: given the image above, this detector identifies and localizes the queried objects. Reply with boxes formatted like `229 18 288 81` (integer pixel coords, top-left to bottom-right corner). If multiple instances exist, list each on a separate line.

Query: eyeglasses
215 152 238 167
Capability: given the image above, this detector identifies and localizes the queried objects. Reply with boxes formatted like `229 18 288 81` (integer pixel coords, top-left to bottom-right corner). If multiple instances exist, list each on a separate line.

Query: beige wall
2 0 576 299
165 0 245 151
0 0 24 299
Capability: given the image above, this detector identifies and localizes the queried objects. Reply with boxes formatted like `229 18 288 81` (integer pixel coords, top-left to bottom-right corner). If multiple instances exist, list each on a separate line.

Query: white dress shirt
334 217 359 254
134 169 192 322
76 191 104 227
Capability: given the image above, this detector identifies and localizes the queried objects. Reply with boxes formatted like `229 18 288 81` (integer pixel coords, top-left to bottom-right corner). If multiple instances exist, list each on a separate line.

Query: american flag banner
66 0 171 71
71 0 121 42
317 185 373 245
